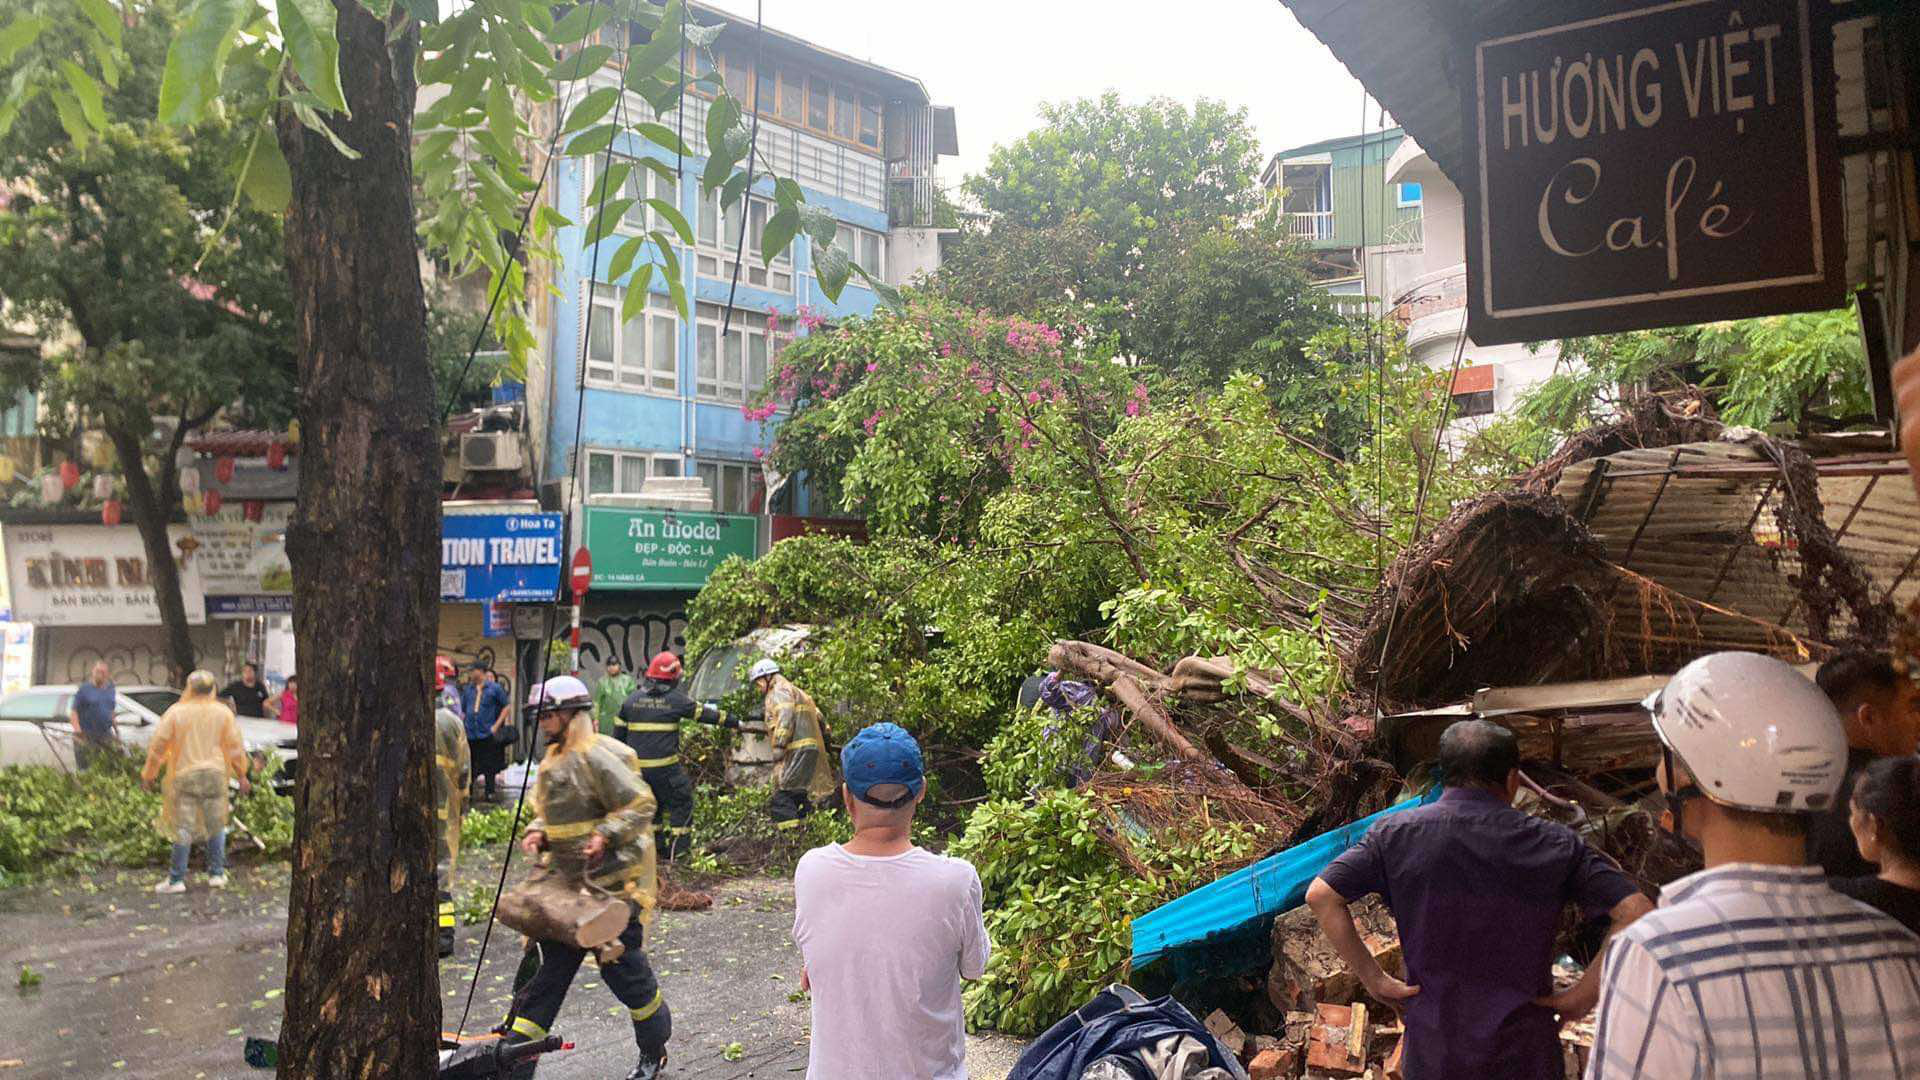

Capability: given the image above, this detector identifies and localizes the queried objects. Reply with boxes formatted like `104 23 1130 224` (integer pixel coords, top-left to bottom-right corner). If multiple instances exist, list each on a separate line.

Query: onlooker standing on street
1306 719 1652 1078
1810 650 1920 876
1832 755 1920 935
220 662 276 719
140 670 250 893
594 657 636 738
1588 652 1920 1078
68 661 119 769
792 723 989 1080
459 662 511 801
272 674 300 727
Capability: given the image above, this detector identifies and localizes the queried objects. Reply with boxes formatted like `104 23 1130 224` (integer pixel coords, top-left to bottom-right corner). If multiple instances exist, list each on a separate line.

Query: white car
0 684 299 791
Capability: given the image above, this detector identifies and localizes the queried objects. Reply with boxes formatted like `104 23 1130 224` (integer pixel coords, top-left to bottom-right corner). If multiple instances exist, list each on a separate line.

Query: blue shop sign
441 512 564 603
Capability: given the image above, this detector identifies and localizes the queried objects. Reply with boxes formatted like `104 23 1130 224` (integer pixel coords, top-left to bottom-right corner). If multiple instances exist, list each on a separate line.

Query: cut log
496 871 627 948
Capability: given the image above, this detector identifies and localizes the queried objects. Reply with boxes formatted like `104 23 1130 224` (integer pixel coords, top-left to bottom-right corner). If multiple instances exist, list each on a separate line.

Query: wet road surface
0 856 1023 1078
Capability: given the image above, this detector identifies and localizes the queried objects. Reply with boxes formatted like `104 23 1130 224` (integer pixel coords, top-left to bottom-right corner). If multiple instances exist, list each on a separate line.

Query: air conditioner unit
460 432 524 472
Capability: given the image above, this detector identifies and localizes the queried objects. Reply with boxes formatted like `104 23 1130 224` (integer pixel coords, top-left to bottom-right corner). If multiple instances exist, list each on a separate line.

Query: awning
1450 364 1494 396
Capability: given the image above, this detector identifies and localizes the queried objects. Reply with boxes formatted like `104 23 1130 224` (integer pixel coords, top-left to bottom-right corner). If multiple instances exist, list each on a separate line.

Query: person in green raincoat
594 657 637 737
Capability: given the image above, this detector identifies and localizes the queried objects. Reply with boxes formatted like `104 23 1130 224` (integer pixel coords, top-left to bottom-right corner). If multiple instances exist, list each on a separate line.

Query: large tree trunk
106 421 196 684
274 3 441 1075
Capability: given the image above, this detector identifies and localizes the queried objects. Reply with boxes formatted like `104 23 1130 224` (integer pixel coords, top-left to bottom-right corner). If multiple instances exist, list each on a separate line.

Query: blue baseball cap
841 723 925 807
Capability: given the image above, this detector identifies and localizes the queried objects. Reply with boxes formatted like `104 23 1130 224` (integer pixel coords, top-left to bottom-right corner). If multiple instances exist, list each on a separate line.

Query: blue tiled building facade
540 8 954 519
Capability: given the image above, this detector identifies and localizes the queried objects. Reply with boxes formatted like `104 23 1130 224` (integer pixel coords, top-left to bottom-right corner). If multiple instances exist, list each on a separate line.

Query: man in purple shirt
1306 720 1652 1078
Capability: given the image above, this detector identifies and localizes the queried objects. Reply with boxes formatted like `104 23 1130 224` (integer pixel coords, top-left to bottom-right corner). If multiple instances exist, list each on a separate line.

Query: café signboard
1465 0 1843 345
583 507 757 590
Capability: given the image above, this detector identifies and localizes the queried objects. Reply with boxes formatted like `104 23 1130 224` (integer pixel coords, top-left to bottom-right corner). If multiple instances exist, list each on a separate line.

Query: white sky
697 0 1376 187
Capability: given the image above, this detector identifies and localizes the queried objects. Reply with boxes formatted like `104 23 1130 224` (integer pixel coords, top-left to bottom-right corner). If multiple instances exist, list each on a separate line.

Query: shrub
952 788 1266 1035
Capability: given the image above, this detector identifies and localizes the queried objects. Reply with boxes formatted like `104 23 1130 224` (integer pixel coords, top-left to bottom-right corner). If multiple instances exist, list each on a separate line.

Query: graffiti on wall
63 643 187 686
571 612 689 686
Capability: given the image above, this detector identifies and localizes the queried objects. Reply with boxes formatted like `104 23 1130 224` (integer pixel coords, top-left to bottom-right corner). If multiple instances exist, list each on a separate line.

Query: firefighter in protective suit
434 656 471 957
618 651 732 910
501 676 670 1080
748 659 835 828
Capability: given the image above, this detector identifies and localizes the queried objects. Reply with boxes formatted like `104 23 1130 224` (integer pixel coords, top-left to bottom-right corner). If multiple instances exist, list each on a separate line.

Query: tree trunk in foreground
275 3 441 1075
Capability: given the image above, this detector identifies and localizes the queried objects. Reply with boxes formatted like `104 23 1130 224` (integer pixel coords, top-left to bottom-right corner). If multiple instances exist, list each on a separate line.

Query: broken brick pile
1197 901 1595 1079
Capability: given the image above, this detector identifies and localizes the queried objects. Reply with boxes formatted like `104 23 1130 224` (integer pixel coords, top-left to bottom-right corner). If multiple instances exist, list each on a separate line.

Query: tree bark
274 4 441 1076
106 420 196 684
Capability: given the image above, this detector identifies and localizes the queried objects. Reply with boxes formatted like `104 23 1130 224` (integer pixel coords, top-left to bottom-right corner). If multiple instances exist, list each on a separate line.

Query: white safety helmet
526 675 592 714
1644 651 1847 813
747 658 781 684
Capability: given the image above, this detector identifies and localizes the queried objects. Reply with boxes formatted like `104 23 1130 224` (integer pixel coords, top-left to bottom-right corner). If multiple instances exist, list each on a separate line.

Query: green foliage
963 93 1260 316
952 789 1266 1034
18 963 42 990
455 881 498 926
428 285 508 413
981 703 1095 802
461 803 529 848
1127 210 1362 450
0 752 292 884
1516 305 1870 439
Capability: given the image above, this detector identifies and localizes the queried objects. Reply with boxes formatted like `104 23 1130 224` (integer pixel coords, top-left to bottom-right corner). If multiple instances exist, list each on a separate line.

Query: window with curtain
694 303 771 404
584 449 684 496
583 286 678 393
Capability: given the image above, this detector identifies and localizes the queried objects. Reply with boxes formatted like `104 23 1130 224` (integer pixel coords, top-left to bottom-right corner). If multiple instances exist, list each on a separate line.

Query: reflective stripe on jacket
765 677 835 800
529 732 659 922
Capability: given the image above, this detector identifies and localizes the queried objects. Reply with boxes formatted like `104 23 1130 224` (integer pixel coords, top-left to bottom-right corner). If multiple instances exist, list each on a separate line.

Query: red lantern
203 489 223 516
215 456 237 484
58 461 79 489
101 500 122 526
266 443 287 471
243 500 263 522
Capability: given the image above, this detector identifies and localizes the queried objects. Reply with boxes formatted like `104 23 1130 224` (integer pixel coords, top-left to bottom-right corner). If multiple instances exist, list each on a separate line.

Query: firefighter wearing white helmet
1587 651 1920 1080
1644 650 1847 821
748 658 836 829
499 674 672 1080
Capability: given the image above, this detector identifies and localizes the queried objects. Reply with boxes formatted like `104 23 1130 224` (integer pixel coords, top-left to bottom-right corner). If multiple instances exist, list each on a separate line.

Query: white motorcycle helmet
1644 651 1847 813
526 674 592 715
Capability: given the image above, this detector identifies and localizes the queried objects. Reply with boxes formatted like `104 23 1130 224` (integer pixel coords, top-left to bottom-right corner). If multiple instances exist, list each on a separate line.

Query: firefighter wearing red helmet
615 650 733 910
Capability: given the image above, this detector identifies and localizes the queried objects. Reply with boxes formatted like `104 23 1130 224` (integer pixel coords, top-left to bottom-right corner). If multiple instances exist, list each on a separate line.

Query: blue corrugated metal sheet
1130 787 1439 976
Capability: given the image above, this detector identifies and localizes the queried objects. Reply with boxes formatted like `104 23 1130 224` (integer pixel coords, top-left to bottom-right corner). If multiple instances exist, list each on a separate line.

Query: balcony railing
1287 210 1335 242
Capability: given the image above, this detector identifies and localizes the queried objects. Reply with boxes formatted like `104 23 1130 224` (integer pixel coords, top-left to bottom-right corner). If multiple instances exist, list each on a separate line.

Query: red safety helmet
645 651 683 681
434 655 457 691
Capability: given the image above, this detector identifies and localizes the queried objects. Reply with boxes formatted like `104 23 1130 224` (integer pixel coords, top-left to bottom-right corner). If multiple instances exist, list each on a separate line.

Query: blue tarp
1130 787 1439 975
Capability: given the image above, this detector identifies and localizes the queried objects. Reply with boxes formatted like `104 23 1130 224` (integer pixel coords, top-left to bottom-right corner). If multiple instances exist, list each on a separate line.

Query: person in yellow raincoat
140 670 250 894
748 659 836 829
501 675 671 1080
434 657 472 957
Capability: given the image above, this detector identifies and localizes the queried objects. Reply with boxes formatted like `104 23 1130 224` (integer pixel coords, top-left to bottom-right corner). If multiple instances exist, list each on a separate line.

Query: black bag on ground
1008 983 1248 1080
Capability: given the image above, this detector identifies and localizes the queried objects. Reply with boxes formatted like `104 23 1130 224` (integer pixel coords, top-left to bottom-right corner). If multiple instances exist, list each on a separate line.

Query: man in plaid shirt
1588 653 1920 1079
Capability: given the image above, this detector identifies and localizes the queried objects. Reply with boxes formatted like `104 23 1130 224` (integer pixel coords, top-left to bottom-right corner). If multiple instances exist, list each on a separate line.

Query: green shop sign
582 507 759 590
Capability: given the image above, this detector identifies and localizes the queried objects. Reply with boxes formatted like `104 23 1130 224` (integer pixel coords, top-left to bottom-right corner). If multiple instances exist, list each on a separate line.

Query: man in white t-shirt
793 722 990 1080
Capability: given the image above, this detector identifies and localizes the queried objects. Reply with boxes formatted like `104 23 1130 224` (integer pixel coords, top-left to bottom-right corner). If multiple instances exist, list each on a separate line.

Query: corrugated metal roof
1554 439 1920 662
